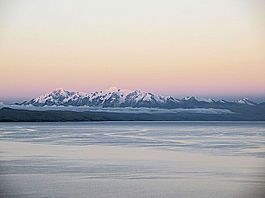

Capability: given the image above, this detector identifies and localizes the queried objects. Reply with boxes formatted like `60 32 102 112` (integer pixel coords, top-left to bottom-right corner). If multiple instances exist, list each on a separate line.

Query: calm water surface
0 121 265 197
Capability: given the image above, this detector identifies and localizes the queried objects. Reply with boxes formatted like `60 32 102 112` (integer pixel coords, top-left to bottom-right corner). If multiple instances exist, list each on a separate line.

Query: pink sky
0 0 264 101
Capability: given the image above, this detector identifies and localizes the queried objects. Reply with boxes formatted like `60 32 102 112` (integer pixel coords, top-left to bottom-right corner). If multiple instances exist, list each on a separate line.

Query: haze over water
0 121 264 198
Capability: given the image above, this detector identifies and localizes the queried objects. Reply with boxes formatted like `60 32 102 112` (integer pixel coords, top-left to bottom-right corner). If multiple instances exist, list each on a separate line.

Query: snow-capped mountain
181 96 214 103
21 87 179 108
19 87 258 108
237 97 256 105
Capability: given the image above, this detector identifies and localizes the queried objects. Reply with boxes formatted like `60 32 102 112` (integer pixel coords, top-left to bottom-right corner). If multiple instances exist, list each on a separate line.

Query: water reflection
0 121 264 198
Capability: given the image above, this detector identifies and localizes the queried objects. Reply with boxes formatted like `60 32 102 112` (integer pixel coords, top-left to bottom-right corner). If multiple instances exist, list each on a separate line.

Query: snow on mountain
22 87 171 107
24 88 85 106
19 87 258 108
237 97 256 105
217 99 228 104
182 96 214 103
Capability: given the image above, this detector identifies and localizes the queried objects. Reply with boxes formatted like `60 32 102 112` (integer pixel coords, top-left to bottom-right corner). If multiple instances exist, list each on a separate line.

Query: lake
0 121 264 198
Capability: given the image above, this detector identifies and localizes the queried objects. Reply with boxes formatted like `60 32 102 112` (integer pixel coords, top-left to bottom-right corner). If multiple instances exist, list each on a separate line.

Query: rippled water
0 121 265 198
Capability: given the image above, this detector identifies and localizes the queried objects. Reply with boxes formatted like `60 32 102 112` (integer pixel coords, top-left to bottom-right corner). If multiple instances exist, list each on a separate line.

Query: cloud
7 105 233 114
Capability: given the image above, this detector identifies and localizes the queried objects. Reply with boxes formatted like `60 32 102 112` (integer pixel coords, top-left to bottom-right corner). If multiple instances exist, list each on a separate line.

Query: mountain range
0 87 264 121
17 87 263 109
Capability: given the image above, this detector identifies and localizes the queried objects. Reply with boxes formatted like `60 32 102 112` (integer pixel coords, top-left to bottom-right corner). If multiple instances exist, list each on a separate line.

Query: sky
0 0 265 102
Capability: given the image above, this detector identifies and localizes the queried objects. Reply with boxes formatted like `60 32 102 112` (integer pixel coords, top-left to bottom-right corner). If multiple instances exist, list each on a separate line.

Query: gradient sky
0 0 265 101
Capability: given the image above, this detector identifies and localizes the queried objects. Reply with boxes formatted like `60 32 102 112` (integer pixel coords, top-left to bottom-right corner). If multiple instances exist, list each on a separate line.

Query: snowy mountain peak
131 89 143 95
106 87 120 92
237 97 256 105
51 88 72 96
19 88 259 108
29 88 77 106
217 99 228 104
182 96 214 103
53 88 65 92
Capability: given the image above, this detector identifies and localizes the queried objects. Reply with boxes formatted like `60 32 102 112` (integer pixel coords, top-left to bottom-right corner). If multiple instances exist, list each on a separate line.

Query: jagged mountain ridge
19 87 258 108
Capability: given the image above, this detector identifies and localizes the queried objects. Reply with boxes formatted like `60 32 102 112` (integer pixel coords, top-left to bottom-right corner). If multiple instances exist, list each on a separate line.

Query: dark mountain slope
1 107 265 122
